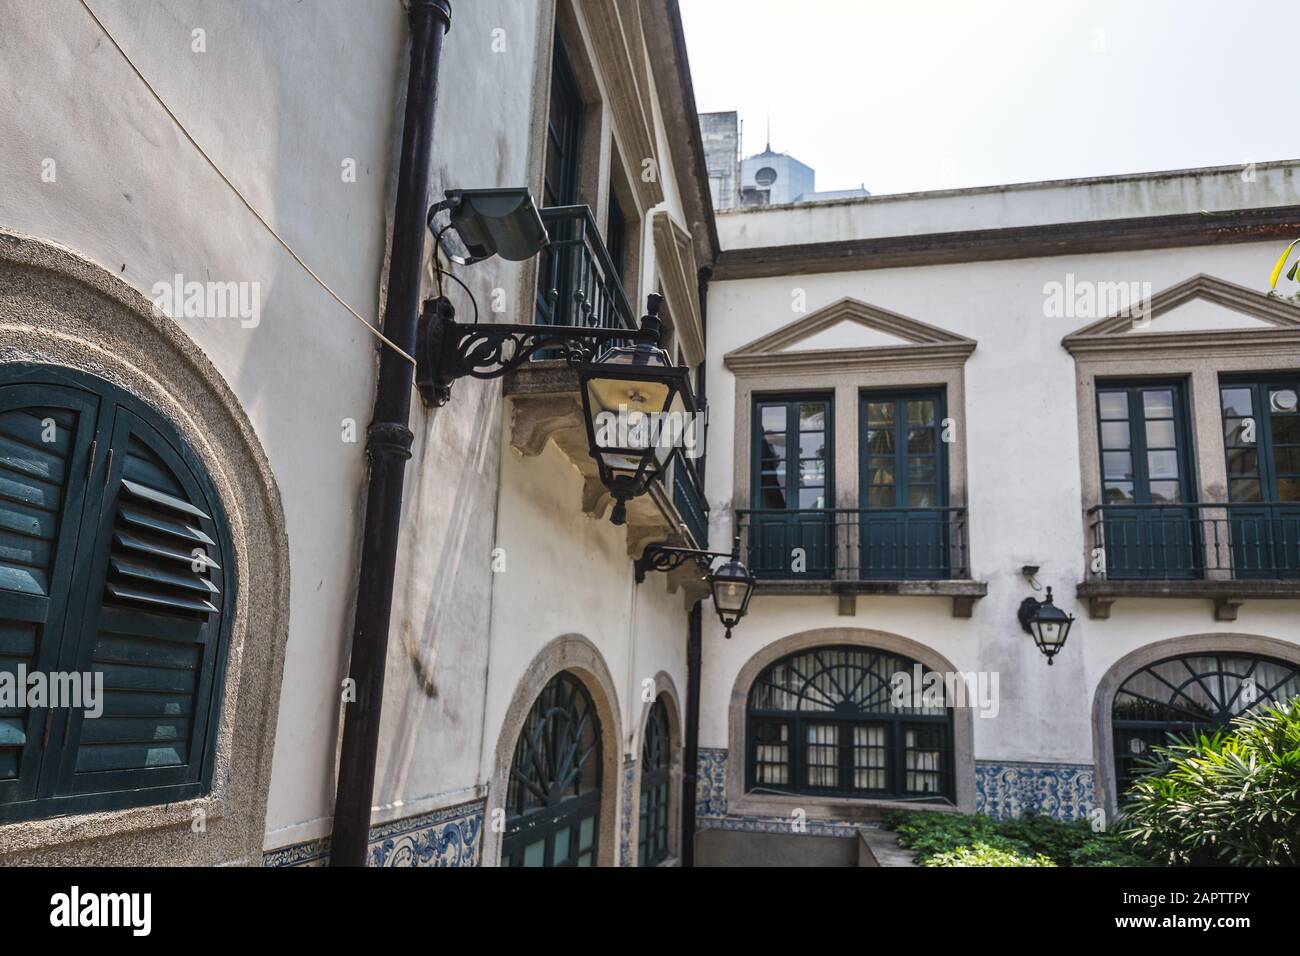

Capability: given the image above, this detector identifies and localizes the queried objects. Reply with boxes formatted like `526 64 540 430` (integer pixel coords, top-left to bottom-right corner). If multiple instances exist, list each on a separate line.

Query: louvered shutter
50 405 230 808
0 384 101 817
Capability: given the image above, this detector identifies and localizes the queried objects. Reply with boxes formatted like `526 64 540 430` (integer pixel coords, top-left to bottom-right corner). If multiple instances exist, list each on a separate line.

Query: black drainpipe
680 264 712 866
330 0 453 867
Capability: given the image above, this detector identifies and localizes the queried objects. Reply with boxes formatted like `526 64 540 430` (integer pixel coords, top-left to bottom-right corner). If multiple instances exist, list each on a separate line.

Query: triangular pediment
725 298 976 372
1063 275 1300 353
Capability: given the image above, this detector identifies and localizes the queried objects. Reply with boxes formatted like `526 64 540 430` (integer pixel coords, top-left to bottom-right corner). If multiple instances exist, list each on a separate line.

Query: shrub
887 809 1149 867
1121 699 1300 866
922 842 1056 867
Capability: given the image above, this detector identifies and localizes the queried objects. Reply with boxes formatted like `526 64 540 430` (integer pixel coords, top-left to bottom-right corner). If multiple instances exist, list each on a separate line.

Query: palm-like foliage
1121 698 1300 866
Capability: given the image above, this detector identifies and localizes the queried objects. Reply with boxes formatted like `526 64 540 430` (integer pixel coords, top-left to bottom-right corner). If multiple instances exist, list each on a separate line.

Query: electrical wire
78 0 416 365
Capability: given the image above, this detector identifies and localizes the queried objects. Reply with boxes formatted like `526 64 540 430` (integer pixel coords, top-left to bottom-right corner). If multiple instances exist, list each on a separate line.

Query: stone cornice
653 210 704 364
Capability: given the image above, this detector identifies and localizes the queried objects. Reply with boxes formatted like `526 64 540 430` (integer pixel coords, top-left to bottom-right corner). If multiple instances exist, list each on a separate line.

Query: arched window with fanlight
745 645 953 802
1112 652 1300 798
638 696 671 866
502 671 602 867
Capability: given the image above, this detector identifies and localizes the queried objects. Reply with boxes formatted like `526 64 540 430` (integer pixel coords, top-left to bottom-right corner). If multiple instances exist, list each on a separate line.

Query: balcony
1080 503 1300 620
735 507 985 617
504 205 709 587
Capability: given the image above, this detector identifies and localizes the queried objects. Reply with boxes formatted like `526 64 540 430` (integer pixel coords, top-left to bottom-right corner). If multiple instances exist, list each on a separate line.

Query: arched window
502 671 602 867
638 696 671 866
0 365 233 823
746 645 953 802
1112 652 1300 797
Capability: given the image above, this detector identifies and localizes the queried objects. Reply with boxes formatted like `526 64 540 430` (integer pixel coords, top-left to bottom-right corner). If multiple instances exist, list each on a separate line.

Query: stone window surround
724 299 976 549
1064 274 1300 618
725 627 978 817
1090 633 1300 819
627 671 683 866
0 232 290 865
483 633 623 867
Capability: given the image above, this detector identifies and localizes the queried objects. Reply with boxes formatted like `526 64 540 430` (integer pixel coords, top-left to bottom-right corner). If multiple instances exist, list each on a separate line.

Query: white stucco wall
701 233 1300 768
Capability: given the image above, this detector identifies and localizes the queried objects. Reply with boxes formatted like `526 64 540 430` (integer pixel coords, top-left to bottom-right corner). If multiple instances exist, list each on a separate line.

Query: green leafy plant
1121 699 1300 866
923 842 1056 867
887 809 1148 867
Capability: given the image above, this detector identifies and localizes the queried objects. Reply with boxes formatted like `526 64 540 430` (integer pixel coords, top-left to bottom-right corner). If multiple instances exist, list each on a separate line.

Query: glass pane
760 405 785 433
866 456 895 486
865 428 894 455
523 840 546 867
866 401 895 426
1145 420 1176 448
1226 447 1258 476
1272 415 1300 444
1229 478 1262 502
799 404 826 430
908 457 936 482
907 428 935 454
1220 387 1253 418
798 460 825 486
1100 421 1131 450
576 852 593 867
1223 418 1253 447
907 400 936 426
760 474 786 509
579 815 594 850
1104 481 1134 503
1268 388 1298 414
868 486 896 508
1280 478 1300 502
799 433 825 459
908 485 936 507
1102 452 1133 480
553 827 571 863
799 488 825 508
1149 481 1182 504
1142 390 1174 418
1098 391 1129 419
759 432 786 460
1147 450 1179 480
805 724 838 788
1277 446 1300 474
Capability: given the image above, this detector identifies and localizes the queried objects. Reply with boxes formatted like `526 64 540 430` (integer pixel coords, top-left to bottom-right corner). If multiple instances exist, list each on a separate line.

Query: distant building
699 111 869 208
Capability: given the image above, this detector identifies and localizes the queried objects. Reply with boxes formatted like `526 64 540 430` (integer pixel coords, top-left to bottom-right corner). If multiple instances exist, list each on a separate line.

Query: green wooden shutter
0 384 101 816
51 405 230 809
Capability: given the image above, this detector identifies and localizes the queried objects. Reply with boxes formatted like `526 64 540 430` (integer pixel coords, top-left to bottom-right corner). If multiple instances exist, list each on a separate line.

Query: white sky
679 0 1297 196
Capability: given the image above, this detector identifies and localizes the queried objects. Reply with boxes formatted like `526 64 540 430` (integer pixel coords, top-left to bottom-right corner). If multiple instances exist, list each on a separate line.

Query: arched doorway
638 695 672 866
501 671 602 867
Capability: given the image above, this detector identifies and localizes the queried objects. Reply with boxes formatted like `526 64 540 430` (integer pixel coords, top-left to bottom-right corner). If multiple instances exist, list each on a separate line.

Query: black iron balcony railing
535 205 637 332
670 450 709 549
1088 503 1300 581
736 507 970 581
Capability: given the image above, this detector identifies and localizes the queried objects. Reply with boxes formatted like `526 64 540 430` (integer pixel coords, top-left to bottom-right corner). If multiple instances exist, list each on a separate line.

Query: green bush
922 842 1056 867
886 809 1148 867
1121 699 1300 866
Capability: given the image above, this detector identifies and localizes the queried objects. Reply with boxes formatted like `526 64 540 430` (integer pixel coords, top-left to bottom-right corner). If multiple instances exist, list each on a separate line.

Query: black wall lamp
427 187 548 265
635 536 756 638
1018 586 1075 664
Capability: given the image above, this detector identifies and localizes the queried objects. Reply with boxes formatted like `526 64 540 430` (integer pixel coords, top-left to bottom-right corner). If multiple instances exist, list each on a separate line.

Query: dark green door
1096 383 1198 578
1221 380 1300 578
749 396 832 578
859 391 947 579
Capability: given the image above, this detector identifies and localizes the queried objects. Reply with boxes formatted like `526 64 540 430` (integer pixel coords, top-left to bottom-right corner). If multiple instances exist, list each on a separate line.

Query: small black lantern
577 294 693 525
710 555 756 639
1018 586 1075 664
427 188 548 265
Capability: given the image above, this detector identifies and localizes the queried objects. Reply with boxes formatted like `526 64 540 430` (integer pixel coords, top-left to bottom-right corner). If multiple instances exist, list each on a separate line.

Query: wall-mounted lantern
1018 586 1074 664
635 536 757 638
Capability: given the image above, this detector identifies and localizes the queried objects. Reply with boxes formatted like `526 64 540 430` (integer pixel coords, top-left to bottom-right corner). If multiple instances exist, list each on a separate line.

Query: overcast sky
679 0 1296 196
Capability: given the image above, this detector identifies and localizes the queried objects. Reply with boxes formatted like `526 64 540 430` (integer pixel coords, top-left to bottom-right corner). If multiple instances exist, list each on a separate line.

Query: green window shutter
0 384 101 815
51 406 230 810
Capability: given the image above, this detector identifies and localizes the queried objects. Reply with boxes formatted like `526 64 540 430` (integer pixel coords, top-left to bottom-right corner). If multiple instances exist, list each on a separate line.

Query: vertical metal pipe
680 600 703 866
329 0 452 867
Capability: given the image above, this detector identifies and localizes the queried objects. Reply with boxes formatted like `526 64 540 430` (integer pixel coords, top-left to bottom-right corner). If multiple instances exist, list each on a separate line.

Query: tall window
859 390 948 579
1095 381 1197 578
535 39 584 327
1220 379 1300 578
638 696 671 866
748 396 832 577
502 672 601 867
746 646 953 802
0 366 232 823
1112 653 1300 798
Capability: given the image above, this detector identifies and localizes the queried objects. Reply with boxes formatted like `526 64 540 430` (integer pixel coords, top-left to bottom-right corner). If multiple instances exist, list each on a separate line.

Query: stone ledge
753 578 988 618
1077 579 1300 621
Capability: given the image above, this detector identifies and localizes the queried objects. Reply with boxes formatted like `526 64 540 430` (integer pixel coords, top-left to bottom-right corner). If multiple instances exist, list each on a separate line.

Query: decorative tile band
696 748 727 819
263 799 485 867
619 761 635 867
976 761 1095 821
